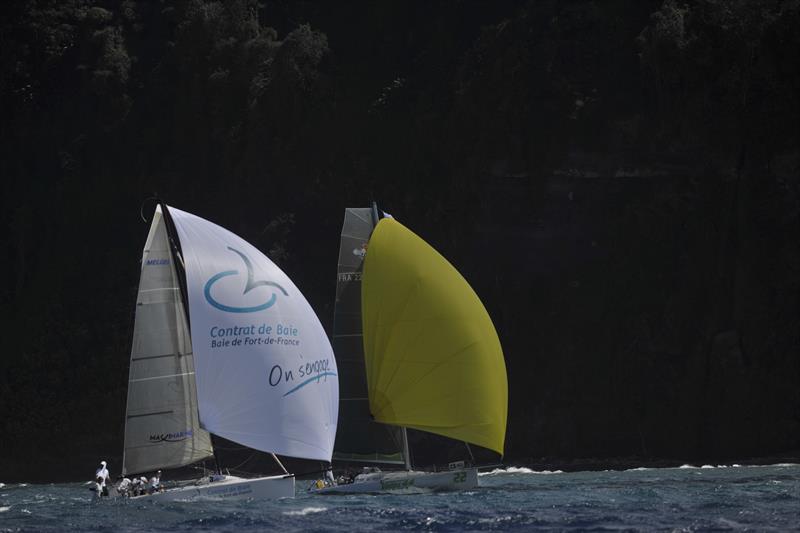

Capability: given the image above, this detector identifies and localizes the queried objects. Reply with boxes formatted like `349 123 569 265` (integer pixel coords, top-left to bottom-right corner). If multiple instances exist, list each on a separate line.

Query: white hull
129 474 295 501
310 467 478 494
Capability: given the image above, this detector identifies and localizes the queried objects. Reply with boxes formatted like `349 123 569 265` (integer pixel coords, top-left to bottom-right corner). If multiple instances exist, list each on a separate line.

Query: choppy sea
1 464 797 531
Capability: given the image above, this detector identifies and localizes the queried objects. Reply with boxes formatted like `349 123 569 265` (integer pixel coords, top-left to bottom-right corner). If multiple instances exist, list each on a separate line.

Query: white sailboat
121 204 338 500
312 205 507 494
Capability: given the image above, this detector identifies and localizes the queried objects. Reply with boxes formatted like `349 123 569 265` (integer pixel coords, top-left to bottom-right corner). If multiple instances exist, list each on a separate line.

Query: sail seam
130 372 194 383
126 410 174 419
132 353 191 361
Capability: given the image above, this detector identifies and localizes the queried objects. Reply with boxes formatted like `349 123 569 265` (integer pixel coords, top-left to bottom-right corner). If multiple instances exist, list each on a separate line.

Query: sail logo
150 429 193 442
268 358 336 397
204 247 288 313
145 258 169 266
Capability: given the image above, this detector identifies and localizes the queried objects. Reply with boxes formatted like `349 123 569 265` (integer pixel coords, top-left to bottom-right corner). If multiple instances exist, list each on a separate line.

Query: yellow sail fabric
362 218 508 456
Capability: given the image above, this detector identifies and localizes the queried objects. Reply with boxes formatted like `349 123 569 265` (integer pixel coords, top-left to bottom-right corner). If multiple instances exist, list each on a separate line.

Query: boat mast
401 427 412 471
370 201 413 471
464 442 475 465
159 202 191 328
159 201 224 474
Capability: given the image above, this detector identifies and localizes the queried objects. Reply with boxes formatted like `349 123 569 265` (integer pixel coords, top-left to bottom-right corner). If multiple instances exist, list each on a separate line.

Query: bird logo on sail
204 247 288 313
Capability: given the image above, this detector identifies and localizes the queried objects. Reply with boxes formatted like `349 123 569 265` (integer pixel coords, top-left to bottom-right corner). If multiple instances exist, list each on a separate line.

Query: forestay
123 206 213 476
169 207 338 462
362 218 508 456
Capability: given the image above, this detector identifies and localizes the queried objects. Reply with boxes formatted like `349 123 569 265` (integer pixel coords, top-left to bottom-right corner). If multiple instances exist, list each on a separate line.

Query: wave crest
480 467 563 476
284 507 327 516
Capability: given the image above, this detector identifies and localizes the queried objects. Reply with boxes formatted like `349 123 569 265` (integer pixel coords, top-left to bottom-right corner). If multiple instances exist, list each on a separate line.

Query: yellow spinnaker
362 218 508 456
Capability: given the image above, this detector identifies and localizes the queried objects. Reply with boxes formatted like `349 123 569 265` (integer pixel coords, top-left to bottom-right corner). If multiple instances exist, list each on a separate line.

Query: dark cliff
1 0 798 482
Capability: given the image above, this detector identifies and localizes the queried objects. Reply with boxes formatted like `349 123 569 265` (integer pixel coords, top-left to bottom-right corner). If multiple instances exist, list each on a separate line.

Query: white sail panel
123 207 214 476
169 206 338 462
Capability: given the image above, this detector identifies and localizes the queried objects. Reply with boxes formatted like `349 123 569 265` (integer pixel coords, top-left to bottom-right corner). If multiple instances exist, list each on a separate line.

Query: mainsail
123 206 213 476
169 207 339 462
362 218 508 456
332 208 404 464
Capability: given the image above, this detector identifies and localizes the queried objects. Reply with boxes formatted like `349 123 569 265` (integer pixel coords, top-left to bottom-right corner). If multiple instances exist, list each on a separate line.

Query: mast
122 204 214 475
159 202 191 328
331 207 404 464
401 425 412 471
160 202 223 474
370 201 413 471
370 201 380 227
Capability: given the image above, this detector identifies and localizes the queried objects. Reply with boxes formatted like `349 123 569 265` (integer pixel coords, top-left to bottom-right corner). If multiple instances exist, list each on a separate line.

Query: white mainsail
122 207 213 476
169 206 339 462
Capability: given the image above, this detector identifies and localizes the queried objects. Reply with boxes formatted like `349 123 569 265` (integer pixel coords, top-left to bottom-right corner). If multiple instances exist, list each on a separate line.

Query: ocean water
1 464 797 531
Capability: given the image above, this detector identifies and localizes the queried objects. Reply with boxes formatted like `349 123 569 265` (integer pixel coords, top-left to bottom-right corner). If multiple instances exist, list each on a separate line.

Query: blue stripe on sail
283 372 338 397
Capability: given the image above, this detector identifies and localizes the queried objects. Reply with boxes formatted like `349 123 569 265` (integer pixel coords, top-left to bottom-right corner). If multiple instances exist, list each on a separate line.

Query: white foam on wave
0 483 4 488
479 467 563 476
626 463 751 472
735 462 798 469
0 506 10 513
283 507 327 516
679 462 796 470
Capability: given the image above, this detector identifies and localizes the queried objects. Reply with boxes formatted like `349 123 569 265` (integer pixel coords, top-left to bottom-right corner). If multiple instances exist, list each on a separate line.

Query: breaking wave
479 466 564 476
284 506 328 516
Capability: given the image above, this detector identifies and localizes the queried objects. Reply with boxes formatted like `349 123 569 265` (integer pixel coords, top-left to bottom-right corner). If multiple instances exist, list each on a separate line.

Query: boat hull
310 467 478 494
130 474 295 501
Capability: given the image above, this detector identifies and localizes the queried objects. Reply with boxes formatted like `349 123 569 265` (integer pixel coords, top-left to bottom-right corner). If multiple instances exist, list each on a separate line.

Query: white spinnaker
169 206 338 462
123 207 213 476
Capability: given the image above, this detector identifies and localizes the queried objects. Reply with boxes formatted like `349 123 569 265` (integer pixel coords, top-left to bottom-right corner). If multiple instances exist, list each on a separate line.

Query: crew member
95 461 110 496
116 476 132 497
149 470 162 494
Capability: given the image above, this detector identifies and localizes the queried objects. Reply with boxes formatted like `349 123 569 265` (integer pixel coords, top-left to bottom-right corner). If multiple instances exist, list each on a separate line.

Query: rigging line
138 287 180 294
140 195 159 223
271 453 289 475
224 451 258 472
